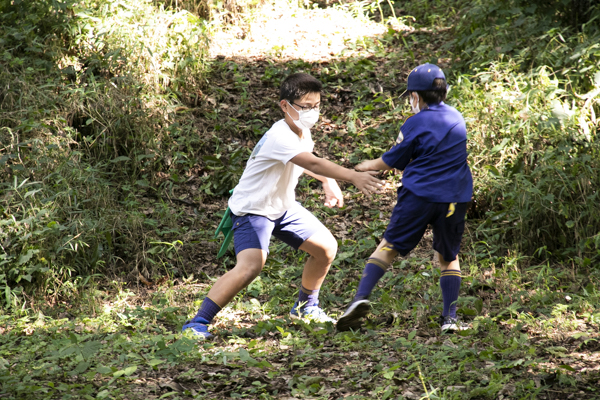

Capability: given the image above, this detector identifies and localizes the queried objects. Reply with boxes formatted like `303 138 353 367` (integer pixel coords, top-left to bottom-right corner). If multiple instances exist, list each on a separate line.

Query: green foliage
445 1 600 262
0 0 77 70
0 0 211 310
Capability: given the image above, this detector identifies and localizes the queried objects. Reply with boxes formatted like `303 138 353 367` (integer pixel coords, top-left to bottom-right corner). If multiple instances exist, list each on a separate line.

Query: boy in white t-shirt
183 73 382 339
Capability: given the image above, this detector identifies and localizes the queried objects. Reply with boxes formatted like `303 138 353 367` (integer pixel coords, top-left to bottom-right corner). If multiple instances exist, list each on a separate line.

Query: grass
1 252 599 399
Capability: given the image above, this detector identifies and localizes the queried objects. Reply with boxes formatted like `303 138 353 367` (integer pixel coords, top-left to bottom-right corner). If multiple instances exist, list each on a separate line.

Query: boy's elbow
291 153 321 173
305 161 322 174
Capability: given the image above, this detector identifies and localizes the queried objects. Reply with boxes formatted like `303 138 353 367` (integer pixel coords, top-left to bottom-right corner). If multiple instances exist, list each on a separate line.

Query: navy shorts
383 187 468 262
231 202 325 255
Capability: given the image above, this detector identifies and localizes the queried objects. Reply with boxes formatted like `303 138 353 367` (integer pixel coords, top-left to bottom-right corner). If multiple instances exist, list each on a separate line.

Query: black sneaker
337 299 371 331
439 315 469 333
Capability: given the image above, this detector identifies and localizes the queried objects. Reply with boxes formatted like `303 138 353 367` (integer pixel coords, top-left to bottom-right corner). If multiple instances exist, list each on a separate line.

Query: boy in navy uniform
337 64 473 333
184 73 382 339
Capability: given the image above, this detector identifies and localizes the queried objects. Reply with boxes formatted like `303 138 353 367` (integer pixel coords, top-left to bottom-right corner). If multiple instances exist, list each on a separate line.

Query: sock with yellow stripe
354 258 388 301
195 297 222 323
440 270 461 318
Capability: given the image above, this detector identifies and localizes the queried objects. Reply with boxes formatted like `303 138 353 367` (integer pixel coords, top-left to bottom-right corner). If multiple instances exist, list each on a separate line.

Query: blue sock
298 285 320 308
440 270 461 318
195 297 222 323
354 258 388 301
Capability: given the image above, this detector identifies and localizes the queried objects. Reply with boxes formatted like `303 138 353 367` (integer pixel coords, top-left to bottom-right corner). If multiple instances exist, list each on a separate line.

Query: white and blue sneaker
182 317 213 339
290 301 336 323
439 316 469 333
336 299 371 331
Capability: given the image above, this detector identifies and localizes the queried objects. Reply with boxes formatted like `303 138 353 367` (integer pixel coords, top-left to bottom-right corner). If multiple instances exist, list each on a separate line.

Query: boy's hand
355 157 391 172
355 160 373 172
352 171 384 194
322 178 344 208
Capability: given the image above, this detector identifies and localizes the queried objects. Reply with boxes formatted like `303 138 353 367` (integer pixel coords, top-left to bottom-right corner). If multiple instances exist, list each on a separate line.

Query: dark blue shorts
383 187 468 262
231 202 324 255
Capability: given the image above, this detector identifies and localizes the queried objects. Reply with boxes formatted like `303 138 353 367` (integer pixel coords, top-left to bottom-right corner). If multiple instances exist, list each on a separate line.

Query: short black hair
280 73 322 102
411 78 447 105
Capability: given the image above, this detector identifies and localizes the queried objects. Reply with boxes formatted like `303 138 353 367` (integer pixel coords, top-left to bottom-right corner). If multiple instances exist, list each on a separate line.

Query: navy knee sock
354 258 388 301
195 297 222 323
298 285 320 308
440 270 461 318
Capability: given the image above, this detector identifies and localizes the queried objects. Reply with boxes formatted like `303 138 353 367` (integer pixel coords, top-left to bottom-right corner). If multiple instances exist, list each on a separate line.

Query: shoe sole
289 312 336 323
441 323 469 333
336 300 371 331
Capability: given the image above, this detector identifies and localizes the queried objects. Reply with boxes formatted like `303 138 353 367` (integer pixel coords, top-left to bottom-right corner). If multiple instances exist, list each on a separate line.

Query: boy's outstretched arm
291 152 383 194
355 157 392 172
304 170 344 208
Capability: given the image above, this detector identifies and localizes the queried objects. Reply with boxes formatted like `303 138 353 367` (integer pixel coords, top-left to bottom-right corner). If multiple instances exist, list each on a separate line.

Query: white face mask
410 93 421 114
287 101 320 130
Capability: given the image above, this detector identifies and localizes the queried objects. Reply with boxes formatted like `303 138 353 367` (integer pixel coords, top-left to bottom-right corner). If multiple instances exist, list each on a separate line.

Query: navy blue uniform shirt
382 102 473 203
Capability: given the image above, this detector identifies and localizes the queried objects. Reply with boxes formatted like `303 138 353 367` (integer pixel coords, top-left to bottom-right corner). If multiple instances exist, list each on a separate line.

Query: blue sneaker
336 299 370 331
182 317 213 339
290 301 336 323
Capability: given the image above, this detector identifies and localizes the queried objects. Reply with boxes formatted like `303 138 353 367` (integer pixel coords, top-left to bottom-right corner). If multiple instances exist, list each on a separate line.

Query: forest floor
1 2 599 400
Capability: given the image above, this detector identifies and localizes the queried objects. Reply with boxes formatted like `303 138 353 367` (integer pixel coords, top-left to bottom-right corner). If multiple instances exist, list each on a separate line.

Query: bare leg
206 248 267 307
437 251 460 272
298 229 337 290
371 238 399 265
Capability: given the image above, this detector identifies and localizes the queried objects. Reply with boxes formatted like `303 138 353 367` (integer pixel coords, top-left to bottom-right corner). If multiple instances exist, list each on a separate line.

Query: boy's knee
238 263 262 282
318 233 338 264
301 229 338 264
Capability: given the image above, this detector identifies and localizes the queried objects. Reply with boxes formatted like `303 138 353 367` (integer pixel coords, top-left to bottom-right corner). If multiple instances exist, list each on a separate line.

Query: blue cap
406 63 446 91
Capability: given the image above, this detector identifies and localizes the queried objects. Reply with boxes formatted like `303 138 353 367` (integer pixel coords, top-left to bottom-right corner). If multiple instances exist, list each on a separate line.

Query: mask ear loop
285 100 301 122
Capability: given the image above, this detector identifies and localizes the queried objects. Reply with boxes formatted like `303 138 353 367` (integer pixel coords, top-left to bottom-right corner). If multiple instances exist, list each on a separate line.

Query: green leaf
565 221 575 228
17 249 38 266
461 307 477 316
408 330 417 340
110 156 130 163
72 361 91 374
24 188 42 198
559 364 576 372
484 165 501 177
122 365 138 376
474 298 483 315
148 358 165 366
239 348 250 361
96 366 113 374
490 138 509 154
82 341 102 359
113 365 137 377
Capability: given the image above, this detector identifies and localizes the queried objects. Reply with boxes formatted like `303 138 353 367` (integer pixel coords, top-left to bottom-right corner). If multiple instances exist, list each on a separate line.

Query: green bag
214 189 234 258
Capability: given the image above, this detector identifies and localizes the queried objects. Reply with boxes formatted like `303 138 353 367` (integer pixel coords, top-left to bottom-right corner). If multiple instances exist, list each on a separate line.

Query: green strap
215 189 235 258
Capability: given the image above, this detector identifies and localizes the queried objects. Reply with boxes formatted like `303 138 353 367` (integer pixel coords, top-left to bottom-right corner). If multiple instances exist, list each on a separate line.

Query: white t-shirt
229 119 314 219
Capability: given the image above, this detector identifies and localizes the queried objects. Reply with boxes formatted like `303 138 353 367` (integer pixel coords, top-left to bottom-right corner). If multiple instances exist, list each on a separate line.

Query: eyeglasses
289 101 321 112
